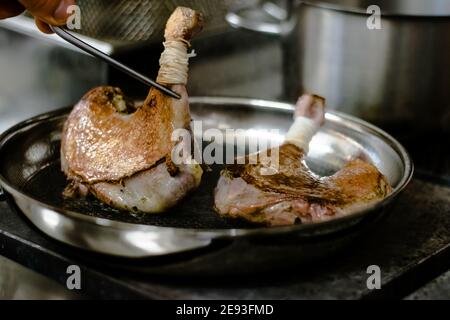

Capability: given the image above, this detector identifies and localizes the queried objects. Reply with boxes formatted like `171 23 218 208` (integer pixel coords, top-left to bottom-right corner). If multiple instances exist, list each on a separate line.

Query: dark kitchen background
0 0 449 299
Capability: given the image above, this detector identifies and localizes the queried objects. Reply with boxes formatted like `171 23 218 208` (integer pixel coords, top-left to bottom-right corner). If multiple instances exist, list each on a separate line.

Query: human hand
0 0 76 33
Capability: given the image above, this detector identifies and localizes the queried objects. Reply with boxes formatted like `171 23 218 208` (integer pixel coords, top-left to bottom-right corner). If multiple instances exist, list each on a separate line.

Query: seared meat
214 94 392 226
61 7 203 213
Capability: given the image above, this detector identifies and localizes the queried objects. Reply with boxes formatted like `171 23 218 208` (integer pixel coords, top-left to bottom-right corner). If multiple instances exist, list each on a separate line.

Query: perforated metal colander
70 0 236 44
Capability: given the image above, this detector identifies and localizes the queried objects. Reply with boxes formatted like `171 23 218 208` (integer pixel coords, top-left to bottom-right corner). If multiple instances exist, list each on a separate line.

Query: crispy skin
61 7 202 184
215 94 392 226
326 158 391 203
226 144 390 207
217 145 392 226
61 87 179 183
227 144 344 205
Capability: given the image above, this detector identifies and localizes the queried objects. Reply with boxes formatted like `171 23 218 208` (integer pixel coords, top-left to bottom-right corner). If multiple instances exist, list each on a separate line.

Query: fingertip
35 18 53 34
53 0 77 24
20 0 77 26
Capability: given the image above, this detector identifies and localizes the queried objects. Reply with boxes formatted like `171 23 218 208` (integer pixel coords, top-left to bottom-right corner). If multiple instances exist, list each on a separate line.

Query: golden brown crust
327 159 392 202
223 144 391 207
226 144 342 204
61 87 178 183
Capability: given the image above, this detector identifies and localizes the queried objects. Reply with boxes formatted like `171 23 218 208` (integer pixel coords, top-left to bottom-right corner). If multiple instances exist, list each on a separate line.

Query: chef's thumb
19 0 76 26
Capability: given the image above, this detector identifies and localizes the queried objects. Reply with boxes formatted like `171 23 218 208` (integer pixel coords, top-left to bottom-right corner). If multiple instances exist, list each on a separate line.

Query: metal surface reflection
0 256 82 299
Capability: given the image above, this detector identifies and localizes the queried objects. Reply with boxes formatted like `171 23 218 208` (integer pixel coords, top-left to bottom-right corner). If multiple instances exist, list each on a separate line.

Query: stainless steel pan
226 0 450 130
0 97 413 275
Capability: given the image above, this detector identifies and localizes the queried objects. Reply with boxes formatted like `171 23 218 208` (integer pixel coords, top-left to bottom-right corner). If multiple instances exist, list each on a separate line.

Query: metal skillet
0 97 413 275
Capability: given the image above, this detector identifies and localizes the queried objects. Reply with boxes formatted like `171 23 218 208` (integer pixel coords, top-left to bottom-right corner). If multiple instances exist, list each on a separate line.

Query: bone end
164 7 203 42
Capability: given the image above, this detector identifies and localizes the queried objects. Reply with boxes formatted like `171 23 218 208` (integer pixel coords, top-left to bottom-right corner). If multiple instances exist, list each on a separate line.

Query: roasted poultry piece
61 7 203 213
214 94 392 226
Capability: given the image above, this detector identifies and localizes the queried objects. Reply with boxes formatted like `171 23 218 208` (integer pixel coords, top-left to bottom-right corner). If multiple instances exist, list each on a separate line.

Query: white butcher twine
284 116 319 153
157 40 196 85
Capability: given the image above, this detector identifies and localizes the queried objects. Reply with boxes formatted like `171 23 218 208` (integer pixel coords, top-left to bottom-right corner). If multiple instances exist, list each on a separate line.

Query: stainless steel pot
227 0 450 130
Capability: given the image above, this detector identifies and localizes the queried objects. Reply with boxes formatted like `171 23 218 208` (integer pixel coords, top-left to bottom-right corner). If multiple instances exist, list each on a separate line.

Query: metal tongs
50 26 181 99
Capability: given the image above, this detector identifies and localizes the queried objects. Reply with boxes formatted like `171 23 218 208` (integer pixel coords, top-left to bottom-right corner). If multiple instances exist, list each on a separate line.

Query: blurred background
1 0 449 134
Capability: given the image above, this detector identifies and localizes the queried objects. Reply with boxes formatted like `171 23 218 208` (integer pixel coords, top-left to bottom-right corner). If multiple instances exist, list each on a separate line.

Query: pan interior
0 101 406 230
22 159 253 229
